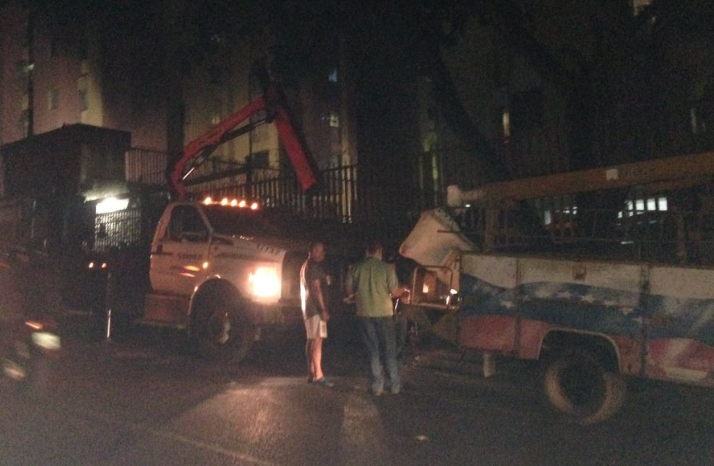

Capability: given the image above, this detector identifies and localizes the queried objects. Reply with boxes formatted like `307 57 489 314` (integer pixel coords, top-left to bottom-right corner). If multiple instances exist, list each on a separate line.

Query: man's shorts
304 314 327 339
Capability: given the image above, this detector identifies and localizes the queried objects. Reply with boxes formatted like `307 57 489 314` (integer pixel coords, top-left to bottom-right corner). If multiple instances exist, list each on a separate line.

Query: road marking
340 393 391 464
64 404 280 466
137 423 279 466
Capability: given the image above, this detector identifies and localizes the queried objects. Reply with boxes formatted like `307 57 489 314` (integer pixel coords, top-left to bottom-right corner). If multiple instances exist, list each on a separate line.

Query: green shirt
346 256 399 318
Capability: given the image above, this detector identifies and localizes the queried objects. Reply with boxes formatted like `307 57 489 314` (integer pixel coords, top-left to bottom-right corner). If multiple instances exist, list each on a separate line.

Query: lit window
96 197 129 214
647 198 656 211
502 110 511 138
329 112 340 128
690 107 708 135
658 197 668 211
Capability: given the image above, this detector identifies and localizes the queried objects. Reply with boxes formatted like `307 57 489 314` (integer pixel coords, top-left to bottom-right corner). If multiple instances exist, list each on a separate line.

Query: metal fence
125 148 363 223
122 147 425 248
125 147 167 185
94 207 144 252
188 164 359 224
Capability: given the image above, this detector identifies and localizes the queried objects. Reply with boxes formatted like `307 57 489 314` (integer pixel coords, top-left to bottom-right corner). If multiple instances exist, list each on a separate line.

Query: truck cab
110 197 310 363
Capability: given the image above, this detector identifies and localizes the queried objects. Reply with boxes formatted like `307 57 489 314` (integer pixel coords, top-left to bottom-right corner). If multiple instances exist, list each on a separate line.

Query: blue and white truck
400 151 714 424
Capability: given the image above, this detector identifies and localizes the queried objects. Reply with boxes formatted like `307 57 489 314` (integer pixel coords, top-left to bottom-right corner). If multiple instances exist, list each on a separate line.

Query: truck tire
542 348 626 425
191 293 255 364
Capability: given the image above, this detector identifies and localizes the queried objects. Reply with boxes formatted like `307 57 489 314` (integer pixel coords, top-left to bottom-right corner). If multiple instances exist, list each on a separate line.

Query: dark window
250 151 269 169
203 205 280 237
50 38 60 57
167 206 208 242
76 38 88 60
511 89 543 129
16 60 32 80
209 65 223 86
18 109 30 138
248 64 267 142
48 89 59 111
78 89 88 111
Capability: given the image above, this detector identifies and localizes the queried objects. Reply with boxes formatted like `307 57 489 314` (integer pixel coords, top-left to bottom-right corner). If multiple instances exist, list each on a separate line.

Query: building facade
1 0 711 229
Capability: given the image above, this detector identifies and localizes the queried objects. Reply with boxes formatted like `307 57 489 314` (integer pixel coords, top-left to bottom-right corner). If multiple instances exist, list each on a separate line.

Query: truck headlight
249 266 281 299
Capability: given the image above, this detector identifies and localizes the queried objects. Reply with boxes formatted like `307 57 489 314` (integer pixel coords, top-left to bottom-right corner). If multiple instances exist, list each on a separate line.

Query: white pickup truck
108 197 313 363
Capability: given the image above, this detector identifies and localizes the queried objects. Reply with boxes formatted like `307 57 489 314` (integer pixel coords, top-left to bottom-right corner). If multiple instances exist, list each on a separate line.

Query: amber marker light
25 320 43 331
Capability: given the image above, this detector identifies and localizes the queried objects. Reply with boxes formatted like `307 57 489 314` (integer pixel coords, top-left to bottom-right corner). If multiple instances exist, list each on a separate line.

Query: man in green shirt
345 240 407 396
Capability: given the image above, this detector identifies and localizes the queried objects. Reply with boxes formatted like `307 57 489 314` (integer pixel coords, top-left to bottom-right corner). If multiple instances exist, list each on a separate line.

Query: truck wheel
542 349 626 425
191 294 255 364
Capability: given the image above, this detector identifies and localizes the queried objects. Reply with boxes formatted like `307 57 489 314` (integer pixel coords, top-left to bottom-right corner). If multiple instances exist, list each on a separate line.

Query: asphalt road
1 313 714 466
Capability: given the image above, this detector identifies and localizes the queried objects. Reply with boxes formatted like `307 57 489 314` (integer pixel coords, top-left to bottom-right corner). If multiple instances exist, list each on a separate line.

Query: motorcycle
1 317 61 396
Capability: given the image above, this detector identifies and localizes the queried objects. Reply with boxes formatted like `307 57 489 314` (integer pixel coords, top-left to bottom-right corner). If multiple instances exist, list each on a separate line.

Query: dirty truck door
458 253 520 354
151 204 211 295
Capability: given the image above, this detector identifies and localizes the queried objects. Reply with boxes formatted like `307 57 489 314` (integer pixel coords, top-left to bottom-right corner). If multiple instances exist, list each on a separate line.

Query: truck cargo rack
453 204 714 267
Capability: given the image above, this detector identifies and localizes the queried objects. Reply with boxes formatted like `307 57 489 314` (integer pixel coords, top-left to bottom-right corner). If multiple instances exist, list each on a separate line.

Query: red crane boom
168 84 317 200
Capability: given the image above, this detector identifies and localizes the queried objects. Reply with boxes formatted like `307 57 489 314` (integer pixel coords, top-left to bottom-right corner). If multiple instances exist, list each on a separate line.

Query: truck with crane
103 81 332 362
0 81 341 363
399 150 714 424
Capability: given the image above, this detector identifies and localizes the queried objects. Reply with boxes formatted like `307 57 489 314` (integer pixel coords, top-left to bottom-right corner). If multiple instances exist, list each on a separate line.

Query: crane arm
168 85 317 200
447 151 714 207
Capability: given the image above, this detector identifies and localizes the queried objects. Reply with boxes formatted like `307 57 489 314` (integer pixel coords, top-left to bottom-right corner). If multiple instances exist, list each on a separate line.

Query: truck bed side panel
459 253 714 385
645 266 714 384
459 253 644 370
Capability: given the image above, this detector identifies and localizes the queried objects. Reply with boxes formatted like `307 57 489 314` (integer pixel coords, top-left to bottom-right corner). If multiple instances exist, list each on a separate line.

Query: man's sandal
313 378 334 388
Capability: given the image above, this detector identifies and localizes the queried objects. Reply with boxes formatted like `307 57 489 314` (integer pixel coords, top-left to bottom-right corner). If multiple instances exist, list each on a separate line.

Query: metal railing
125 147 365 223
125 148 167 185
455 205 714 266
186 163 382 227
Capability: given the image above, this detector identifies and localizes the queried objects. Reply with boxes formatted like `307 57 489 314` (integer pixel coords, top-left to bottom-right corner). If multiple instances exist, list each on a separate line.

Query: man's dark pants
358 316 400 394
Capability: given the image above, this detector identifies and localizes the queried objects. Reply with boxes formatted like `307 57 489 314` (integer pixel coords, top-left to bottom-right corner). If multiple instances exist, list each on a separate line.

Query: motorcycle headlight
32 332 61 351
249 266 281 300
